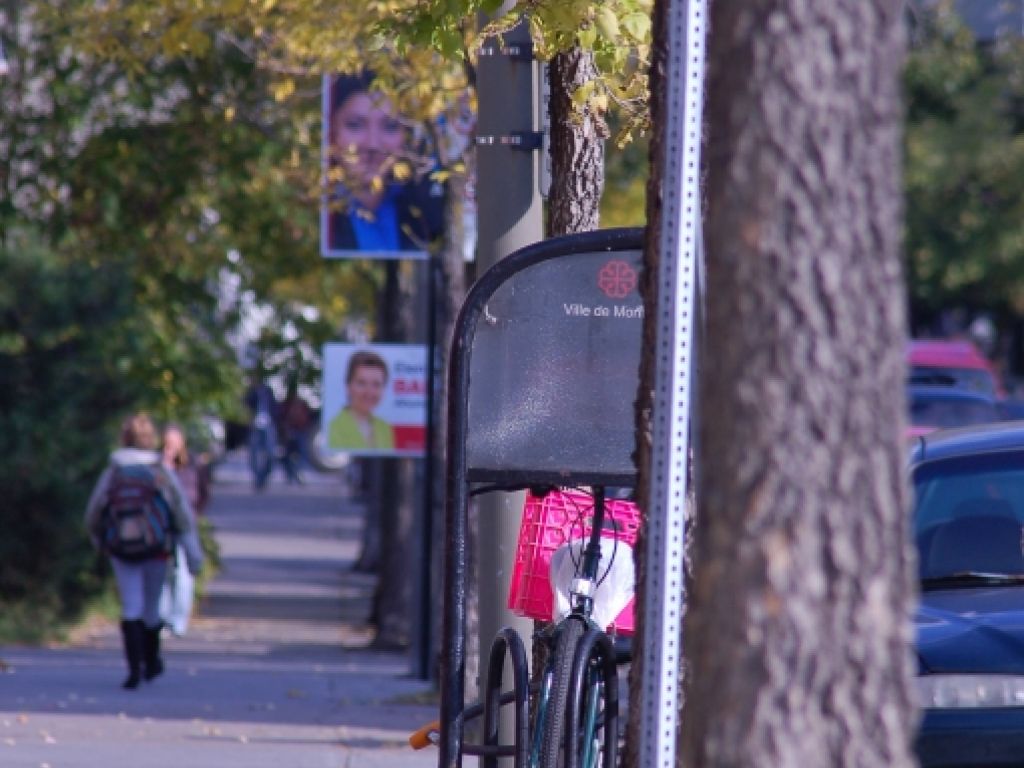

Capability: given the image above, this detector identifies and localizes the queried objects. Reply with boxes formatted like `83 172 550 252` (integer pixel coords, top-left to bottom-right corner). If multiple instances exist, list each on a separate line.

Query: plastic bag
159 543 195 636
549 538 635 629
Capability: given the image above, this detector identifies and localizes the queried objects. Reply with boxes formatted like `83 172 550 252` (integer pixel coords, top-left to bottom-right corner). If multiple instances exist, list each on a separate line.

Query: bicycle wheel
538 616 586 768
568 630 617 768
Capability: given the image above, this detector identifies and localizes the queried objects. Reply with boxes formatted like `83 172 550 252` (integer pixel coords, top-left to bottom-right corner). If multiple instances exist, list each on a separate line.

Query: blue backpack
100 465 174 561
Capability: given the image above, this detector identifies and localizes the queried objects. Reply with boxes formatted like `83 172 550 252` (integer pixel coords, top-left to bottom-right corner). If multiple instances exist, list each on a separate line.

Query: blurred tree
672 2 916 766
0 230 138 639
2 2 376 418
0 2 378 633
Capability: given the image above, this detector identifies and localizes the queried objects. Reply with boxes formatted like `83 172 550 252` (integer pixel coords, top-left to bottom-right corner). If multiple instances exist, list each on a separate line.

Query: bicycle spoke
580 669 602 768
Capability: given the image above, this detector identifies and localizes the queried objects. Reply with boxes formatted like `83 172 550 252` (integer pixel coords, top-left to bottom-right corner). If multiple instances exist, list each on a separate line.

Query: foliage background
0 3 378 638
904 4 1024 374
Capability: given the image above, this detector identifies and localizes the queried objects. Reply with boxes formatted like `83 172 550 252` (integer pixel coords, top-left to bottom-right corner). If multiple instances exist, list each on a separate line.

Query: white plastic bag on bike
549 538 635 629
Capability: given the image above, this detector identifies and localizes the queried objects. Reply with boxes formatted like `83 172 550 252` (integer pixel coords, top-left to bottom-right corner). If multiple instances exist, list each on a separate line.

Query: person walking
160 423 204 636
162 423 206 514
84 413 204 690
277 380 313 484
244 373 278 491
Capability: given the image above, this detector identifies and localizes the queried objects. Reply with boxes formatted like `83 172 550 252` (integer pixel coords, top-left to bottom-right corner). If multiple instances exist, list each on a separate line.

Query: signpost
638 1 708 767
474 9 544 752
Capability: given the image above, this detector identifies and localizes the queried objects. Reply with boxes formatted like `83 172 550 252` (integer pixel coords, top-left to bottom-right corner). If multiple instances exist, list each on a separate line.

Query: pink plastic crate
508 490 640 636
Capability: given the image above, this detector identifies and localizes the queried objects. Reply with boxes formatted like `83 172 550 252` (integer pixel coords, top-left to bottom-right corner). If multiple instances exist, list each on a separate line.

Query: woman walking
84 413 204 689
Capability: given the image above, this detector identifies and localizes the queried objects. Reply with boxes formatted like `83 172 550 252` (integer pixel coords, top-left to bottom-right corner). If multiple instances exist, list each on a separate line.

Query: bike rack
440 227 645 767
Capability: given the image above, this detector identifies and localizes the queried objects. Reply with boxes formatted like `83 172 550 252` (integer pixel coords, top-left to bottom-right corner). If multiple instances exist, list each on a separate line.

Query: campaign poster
320 342 428 457
320 72 445 260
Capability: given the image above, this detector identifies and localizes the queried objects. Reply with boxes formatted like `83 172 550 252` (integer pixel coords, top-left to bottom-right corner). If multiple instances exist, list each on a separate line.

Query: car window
913 451 1024 580
909 366 996 397
909 398 998 428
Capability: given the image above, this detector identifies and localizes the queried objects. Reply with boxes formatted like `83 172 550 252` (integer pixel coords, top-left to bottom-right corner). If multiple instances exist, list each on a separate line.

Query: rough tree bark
681 2 916 766
547 47 605 236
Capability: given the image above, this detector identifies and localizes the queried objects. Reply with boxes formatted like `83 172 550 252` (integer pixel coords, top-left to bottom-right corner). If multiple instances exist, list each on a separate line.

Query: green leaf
621 12 651 42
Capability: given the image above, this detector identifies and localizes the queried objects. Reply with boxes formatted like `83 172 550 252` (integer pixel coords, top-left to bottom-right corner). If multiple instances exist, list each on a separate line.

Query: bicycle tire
538 616 586 768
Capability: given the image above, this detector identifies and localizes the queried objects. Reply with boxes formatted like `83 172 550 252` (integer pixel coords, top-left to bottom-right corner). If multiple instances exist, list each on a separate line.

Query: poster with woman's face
320 72 446 260
320 342 428 457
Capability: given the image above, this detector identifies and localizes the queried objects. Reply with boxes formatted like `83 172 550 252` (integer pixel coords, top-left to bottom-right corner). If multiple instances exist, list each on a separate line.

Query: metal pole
413 256 440 681
639 0 707 767
475 8 543 763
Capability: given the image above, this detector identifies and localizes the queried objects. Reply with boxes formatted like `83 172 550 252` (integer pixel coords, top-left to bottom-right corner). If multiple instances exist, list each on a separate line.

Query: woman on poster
325 72 445 254
328 349 395 451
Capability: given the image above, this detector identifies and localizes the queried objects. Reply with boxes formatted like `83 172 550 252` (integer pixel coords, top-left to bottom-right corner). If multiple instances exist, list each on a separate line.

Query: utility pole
473 6 544 757
638 0 707 766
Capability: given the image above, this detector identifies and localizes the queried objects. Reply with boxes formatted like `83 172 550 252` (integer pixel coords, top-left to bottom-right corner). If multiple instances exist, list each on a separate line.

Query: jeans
111 556 168 626
280 431 311 483
248 426 275 489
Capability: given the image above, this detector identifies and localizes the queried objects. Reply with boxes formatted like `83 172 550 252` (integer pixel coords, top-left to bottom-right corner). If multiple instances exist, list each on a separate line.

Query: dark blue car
911 422 1024 767
907 384 1000 437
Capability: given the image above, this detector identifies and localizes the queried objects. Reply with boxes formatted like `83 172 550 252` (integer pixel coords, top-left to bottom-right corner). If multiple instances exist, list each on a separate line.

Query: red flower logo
597 260 638 299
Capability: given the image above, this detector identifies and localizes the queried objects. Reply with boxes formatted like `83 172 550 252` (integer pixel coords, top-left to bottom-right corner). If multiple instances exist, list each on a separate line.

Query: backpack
100 465 174 562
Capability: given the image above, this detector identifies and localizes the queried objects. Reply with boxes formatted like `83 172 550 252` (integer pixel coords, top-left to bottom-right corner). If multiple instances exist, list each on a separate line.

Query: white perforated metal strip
639 1 707 767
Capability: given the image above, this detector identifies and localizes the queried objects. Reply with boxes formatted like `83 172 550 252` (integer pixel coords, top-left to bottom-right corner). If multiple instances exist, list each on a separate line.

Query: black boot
142 623 164 681
119 620 144 690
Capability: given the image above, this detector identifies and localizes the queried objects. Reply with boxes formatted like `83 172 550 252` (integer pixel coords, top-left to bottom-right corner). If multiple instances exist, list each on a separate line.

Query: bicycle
527 484 627 768
412 484 632 768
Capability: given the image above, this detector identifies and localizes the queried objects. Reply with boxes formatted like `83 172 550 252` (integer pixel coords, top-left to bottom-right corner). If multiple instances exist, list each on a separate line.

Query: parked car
997 398 1024 421
910 422 1024 767
908 339 1004 399
907 385 1001 437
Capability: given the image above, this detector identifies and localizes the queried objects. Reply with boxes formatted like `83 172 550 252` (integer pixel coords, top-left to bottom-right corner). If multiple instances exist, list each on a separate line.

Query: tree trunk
372 260 420 648
682 2 916 766
547 46 605 236
373 456 415 647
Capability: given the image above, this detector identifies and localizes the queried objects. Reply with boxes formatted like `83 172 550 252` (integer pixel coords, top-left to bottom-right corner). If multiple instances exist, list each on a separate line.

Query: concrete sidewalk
0 458 438 768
